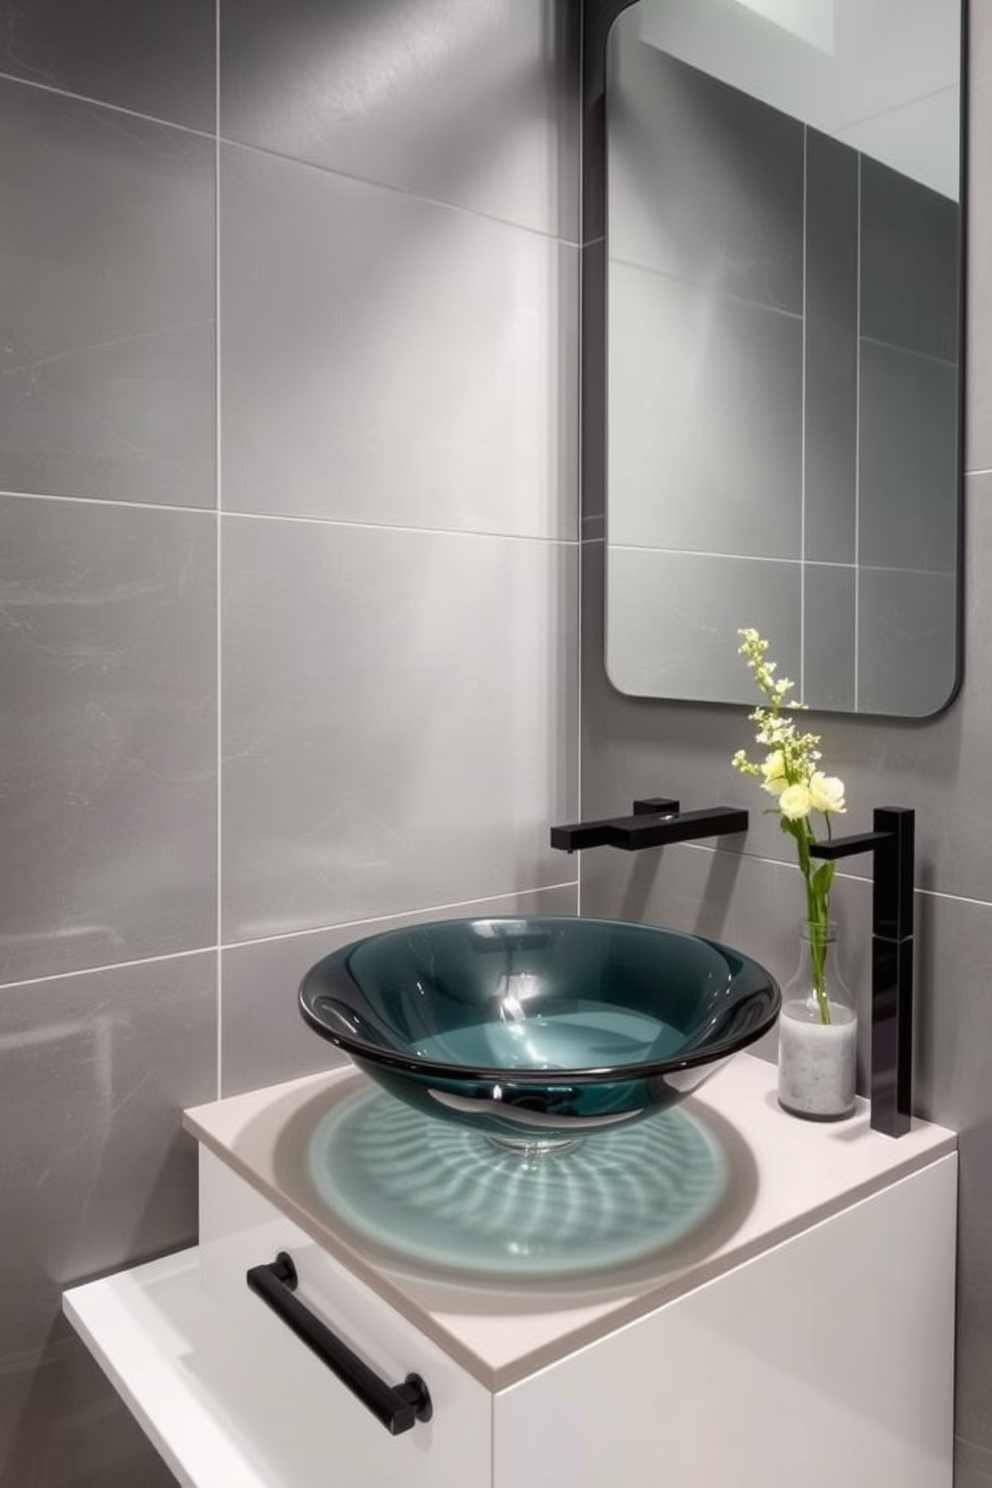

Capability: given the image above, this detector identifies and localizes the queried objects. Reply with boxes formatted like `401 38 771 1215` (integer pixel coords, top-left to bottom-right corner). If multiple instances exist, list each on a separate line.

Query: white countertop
184 1053 956 1389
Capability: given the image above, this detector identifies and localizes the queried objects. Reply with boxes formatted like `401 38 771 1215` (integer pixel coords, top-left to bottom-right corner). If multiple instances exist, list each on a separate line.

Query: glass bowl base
485 1133 585 1158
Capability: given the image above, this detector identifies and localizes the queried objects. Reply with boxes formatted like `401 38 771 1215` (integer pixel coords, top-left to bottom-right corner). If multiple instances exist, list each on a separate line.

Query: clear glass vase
777 921 857 1120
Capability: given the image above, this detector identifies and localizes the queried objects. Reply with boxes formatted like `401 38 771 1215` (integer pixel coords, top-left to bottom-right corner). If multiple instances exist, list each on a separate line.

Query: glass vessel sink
299 916 780 1154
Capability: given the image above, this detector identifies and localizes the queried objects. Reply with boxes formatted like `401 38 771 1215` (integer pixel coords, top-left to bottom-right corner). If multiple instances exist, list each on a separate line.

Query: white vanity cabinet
64 1055 958 1488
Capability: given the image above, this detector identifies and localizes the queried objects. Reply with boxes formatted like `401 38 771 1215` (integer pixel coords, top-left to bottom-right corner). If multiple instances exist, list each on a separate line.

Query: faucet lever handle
808 830 890 860
632 797 680 816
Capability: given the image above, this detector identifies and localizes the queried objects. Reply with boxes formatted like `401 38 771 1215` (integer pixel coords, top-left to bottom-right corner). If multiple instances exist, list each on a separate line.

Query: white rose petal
779 783 812 820
809 771 846 815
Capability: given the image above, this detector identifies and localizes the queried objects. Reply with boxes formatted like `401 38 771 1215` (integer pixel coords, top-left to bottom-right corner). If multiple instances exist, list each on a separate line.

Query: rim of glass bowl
298 915 782 1086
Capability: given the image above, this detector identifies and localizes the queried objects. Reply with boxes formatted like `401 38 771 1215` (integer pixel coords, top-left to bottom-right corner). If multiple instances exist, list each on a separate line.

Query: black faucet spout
809 807 915 1138
550 797 748 854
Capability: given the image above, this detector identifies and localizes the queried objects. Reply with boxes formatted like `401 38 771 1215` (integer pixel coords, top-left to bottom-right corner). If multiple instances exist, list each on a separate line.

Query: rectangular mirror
604 0 965 715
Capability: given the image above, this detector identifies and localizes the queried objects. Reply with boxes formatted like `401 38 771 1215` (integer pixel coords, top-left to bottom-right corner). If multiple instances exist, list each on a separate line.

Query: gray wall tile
220 141 577 540
0 79 215 509
221 515 579 944
220 0 579 240
914 891 992 1456
0 497 217 984
0 0 216 131
0 952 216 1481
220 884 578 1097
608 263 803 558
956 1438 992 1488
0 1328 178 1487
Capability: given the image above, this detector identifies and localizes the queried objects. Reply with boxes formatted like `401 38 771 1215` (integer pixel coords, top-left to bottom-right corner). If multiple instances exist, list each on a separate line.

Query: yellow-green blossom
732 628 847 1023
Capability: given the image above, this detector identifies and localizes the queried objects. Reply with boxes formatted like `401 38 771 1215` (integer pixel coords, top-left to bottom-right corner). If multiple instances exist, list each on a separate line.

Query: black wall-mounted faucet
550 797 749 853
809 807 915 1139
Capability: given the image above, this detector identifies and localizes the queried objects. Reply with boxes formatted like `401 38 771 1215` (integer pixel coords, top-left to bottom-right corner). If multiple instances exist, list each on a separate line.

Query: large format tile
0 78 215 508
0 497 217 984
221 516 578 945
0 951 215 1482
220 884 578 1097
957 1438 992 1488
219 0 579 239
219 143 577 539
0 1322 178 1487
0 0 215 131
915 891 992 1457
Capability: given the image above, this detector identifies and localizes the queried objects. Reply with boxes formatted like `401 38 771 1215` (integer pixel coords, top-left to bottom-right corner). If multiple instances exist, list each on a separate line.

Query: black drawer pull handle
246 1252 433 1435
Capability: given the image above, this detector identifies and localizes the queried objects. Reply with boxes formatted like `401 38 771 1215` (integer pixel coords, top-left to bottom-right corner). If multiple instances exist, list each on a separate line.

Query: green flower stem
790 819 833 1024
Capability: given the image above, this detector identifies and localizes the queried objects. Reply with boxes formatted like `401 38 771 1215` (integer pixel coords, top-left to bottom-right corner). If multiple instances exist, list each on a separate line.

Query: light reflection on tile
0 78 215 508
221 516 578 945
0 497 217 984
220 0 580 239
220 141 577 539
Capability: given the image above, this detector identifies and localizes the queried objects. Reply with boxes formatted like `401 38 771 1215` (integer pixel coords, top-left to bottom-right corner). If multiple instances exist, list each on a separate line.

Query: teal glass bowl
299 916 780 1153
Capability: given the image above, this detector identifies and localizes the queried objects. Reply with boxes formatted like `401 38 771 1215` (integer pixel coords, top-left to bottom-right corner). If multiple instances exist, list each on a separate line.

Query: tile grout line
0 66 581 250
0 870 983 995
0 487 577 547
215 0 224 1101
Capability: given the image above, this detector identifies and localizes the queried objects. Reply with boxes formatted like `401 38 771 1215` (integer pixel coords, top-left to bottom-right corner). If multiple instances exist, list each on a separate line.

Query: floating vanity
64 1053 957 1488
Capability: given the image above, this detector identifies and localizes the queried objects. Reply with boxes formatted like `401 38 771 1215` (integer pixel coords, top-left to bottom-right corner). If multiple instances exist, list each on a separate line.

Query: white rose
809 771 846 815
779 783 812 820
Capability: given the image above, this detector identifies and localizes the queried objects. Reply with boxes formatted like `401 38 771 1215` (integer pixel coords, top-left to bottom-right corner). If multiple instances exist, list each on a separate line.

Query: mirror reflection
605 0 963 716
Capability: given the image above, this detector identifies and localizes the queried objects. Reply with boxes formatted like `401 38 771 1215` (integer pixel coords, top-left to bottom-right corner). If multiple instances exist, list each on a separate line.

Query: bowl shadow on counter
265 1068 760 1313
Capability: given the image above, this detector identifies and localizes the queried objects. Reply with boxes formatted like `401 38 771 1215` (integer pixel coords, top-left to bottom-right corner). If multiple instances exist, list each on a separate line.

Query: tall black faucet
809 807 915 1139
550 796 748 853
